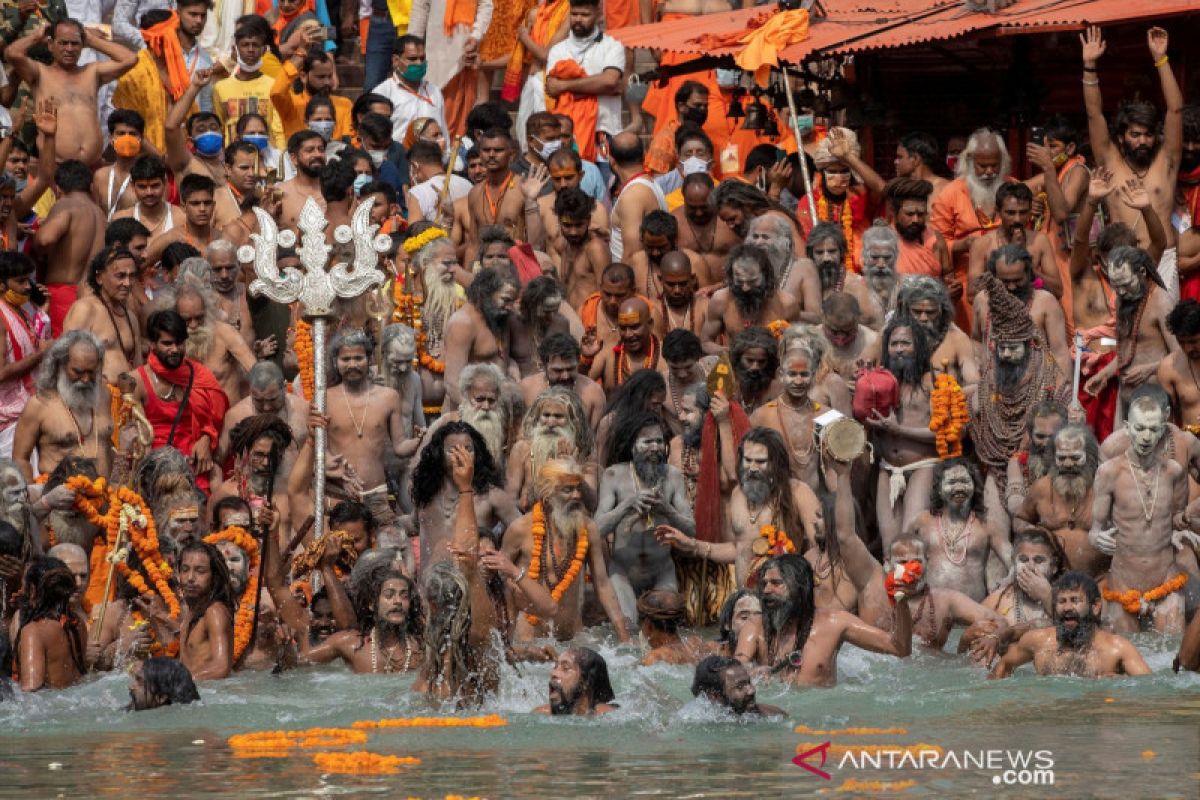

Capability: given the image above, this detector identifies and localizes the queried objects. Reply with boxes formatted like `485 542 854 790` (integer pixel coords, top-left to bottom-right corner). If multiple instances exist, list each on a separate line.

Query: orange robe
1037 154 1087 334
895 227 942 277
642 13 730 159
930 177 999 331
546 60 598 161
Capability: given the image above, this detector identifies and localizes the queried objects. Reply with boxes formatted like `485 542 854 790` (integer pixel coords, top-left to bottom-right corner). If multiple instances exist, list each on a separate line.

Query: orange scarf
272 0 315 37
546 59 597 161
141 13 191 101
444 0 477 35
501 0 569 102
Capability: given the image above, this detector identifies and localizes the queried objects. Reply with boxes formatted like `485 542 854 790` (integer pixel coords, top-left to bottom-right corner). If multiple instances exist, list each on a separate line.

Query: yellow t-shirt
212 72 287 150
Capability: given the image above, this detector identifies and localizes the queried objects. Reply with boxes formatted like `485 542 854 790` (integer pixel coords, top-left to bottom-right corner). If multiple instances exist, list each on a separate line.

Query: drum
817 413 869 463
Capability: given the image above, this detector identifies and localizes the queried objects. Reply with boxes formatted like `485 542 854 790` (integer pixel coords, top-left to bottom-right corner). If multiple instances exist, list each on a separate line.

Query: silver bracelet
510 566 527 583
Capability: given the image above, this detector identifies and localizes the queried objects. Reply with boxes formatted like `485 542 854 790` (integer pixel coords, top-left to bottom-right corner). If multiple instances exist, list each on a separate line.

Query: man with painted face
691 655 784 716
595 413 694 622
442 265 519 407
380 324 427 441
1091 395 1194 634
859 223 902 315
797 222 884 330
895 276 980 387
968 183 1062 300
534 647 618 715
990 572 1151 678
590 297 659 393
674 173 738 285
971 243 1070 372
725 326 780 416
745 213 821 324
219 361 310 481
519 333 607 432
1159 299 1200 429
1082 26 1182 291
512 276 576 379
700 245 798 356
1015 425 1108 576
1085 246 1177 415
1003 400 1067 517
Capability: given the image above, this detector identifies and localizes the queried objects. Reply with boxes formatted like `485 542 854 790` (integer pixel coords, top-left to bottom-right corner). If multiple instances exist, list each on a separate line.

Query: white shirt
371 75 450 146
546 30 625 138
410 175 472 221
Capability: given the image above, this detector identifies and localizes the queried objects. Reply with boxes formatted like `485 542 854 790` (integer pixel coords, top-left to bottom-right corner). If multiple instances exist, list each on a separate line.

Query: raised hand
520 163 549 201
1118 176 1151 210
580 328 602 359
191 67 214 88
767 158 794 190
449 442 475 492
1147 26 1168 63
1087 166 1114 203
826 128 852 161
1080 25 1106 66
33 97 57 137
1025 142 1055 173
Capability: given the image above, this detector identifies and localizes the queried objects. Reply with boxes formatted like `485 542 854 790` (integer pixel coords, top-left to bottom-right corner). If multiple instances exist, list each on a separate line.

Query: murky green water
2 632 1198 799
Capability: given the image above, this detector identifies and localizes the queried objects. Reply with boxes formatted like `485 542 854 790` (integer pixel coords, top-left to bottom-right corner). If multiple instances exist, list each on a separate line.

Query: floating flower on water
312 751 420 774
228 728 367 753
352 715 507 730
832 778 916 793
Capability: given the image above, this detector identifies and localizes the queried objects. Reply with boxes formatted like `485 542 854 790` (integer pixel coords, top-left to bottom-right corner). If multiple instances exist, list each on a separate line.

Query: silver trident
238 197 391 541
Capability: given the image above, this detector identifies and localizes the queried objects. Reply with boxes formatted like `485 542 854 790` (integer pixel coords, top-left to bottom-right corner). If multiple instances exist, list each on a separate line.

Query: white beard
423 264 458 337
57 372 99 415
529 425 575 483
966 172 1002 216
549 503 588 541
184 322 216 362
460 404 505 463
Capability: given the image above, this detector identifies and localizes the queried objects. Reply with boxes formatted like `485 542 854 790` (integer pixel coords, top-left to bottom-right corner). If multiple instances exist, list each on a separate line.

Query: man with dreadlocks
796 223 883 330
172 277 258 405
504 458 629 641
14 557 85 690
727 327 781 416
971 244 1070 373
734 554 913 687
506 388 596 513
443 266 520 408
210 414 293 547
1004 401 1068 517
896 276 979 387
62 245 143 386
701 245 798 355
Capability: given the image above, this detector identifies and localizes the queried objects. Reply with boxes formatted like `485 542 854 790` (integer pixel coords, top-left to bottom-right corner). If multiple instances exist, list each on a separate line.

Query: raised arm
1070 169 1111 281
85 27 138 83
446 442 491 645
6 22 47 86
988 631 1036 678
1080 26 1113 167
165 69 213 175
825 455 880 591
827 128 885 199
1147 27 1182 169
16 98 56 217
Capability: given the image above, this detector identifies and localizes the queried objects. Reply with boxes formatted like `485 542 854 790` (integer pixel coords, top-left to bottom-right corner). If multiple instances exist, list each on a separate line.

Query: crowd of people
0 0 1198 720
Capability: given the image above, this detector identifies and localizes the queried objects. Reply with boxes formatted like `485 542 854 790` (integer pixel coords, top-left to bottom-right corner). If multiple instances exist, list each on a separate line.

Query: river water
2 631 1198 799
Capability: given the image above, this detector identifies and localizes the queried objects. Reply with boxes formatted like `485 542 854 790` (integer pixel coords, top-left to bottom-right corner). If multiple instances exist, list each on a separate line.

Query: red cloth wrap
1078 350 1118 443
139 353 230 492
46 283 78 338
508 242 543 286
694 399 750 543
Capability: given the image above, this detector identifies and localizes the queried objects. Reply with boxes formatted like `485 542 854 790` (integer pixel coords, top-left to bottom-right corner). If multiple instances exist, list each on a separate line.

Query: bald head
611 132 645 169
617 296 652 352
48 542 89 596
618 296 650 323
661 251 692 276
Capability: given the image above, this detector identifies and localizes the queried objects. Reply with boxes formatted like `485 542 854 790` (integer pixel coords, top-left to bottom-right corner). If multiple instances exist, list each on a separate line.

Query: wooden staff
436 136 463 226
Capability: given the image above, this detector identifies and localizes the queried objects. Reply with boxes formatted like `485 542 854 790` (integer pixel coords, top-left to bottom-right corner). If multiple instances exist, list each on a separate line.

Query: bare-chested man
982 527 1063 630
820 292 880 386
595 414 694 621
159 542 235 680
512 276 577 379
870 317 939 546
409 420 519 568
33 160 104 336
1084 246 1177 416
62 246 141 385
7 19 137 165
462 130 532 267
206 240 255 349
750 338 824 488
734 554 912 688
503 458 629 641
323 328 417 493
1158 299 1200 431
507 387 596 512
539 148 610 246
174 280 257 404
799 222 883 330
13 331 112 481
968 184 1062 300
590 297 660 393
971 244 1070 371
1015 425 1109 576
1082 26 1182 275
701 245 797 355
545 187 609 308
218 361 309 481
380 325 426 440
654 251 708 340
1099 384 1200 500
1090 395 1194 633
673 173 735 286
991 572 1150 678
14 558 85 690
209 414 293 546
745 213 821 324
907 458 1011 602
442 265 518 407
143 174 219 268
896 276 980 387
277 130 328 233
519 332 606 433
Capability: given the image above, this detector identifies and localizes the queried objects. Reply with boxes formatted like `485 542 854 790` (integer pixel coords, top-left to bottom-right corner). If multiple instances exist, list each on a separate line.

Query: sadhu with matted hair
508 386 595 511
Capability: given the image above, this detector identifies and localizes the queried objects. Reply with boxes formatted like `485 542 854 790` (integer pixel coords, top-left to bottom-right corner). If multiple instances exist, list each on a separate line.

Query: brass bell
727 87 746 121
742 90 768 131
762 109 780 138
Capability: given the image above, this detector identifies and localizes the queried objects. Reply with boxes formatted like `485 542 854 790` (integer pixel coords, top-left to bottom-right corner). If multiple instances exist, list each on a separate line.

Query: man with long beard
691 655 784 716
907 458 1011 603
1082 26 1182 296
380 325 427 443
1015 425 1109 576
534 647 619 716
991 572 1150 678
210 415 293 547
887 178 951 280
931 128 1012 329
972 244 1070 373
443 265 519 408
519 333 607 432
595 414 694 622
219 362 309 482
860 223 903 316
701 245 798 355
727 327 782 415
796 223 883 330
405 230 463 417
506 388 596 512
504 458 629 641
174 279 257 405
1085 246 1177 418
422 364 514 468
13 332 112 481
967 184 1062 301
1004 400 1067 517
870 316 939 548
745 214 820 324
895 276 979 387
734 554 912 687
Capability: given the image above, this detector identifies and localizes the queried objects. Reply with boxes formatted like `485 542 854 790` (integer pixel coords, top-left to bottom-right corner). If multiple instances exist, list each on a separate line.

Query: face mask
681 156 710 176
682 106 707 126
401 62 427 83
194 131 224 157
1051 151 1069 167
353 173 372 196
112 133 141 159
244 133 270 152
534 136 562 161
237 55 263 73
792 113 814 135
309 120 335 141
4 289 28 306
945 155 959 172
368 149 387 167
13 177 25 193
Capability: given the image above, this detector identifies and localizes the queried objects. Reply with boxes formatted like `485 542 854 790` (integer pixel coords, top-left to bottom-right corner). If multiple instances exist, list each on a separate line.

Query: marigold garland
929 371 969 459
313 751 421 774
816 178 856 272
766 319 789 339
834 779 917 793
228 728 367 751
205 526 260 662
1102 573 1188 616
613 336 657 385
290 529 359 579
794 726 910 735
525 502 588 626
402 226 448 254
758 524 795 556
108 383 125 448
352 715 508 730
294 320 315 401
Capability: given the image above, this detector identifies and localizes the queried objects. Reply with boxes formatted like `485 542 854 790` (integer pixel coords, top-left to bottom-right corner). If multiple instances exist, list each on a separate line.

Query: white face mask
681 156 710 176
533 136 562 161
237 55 264 73
369 149 387 167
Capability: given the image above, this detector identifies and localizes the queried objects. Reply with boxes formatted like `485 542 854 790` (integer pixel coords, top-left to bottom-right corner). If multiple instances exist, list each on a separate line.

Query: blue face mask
245 134 270 152
353 173 372 196
194 131 224 157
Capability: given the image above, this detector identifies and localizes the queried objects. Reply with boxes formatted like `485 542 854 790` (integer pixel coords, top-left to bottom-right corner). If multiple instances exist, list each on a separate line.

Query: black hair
86 244 136 294
1168 299 1200 338
360 180 397 205
147 309 189 344
1043 114 1080 147
141 657 202 706
319 157 357 203
1052 570 1101 607
408 139 442 166
737 427 801 540
234 113 268 138
467 102 514 135
757 553 815 657
525 111 561 140
108 108 146 136
602 367 665 421
352 92 393 120
683 172 715 194
54 160 92 194
162 242 202 274
610 135 645 168
986 243 1034 280
691 654 740 698
211 496 252 530
176 0 213 9
15 557 85 678
547 147 583 172
674 80 708 106
1183 105 1200 146
223 139 260 167
601 262 635 286
185 111 221 138
674 124 713 156
805 221 846 257
520 275 564 322
880 313 931 384
287 129 324 155
730 326 780 375
709 179 769 214
465 265 518 310
640 210 677 241
929 456 986 515
139 7 172 27
885 177 934 213
177 541 237 640
329 499 376 533
662 329 702 364
304 94 335 120
52 18 85 40
995 182 1033 208
410 421 504 508
898 131 939 167
745 144 782 176
538 331 581 365
352 564 423 638
724 243 774 287
130 154 167 182
179 173 215 201
233 13 272 44
0 519 21 558
1114 101 1161 141
302 49 333 73
570 646 614 704
0 250 34 281
553 186 594 220
394 34 424 56
357 113 393 145
477 127 514 149
106 217 151 247
609 410 666 464
717 589 754 645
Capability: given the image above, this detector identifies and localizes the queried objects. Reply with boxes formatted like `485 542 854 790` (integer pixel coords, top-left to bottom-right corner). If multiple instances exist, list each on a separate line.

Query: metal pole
311 316 328 542
1071 331 1083 404
781 64 818 228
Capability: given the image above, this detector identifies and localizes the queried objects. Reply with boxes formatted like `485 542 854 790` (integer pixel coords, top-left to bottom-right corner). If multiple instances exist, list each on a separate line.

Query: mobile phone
1030 126 1045 145
324 26 336 41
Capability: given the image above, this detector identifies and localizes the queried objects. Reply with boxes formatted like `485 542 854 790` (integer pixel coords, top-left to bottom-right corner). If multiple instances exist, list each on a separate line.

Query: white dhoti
1158 247 1179 305
880 457 941 509
516 69 546 153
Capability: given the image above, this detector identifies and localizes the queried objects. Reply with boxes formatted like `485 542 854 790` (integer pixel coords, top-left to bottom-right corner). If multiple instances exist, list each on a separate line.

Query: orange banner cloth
691 8 808 87
445 0 478 35
546 59 598 161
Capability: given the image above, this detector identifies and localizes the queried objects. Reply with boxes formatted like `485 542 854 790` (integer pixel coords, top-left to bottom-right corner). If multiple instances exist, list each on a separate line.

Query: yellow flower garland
228 728 367 751
313 751 421 774
929 371 969 459
352 715 508 730
402 226 448 254
204 526 259 662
